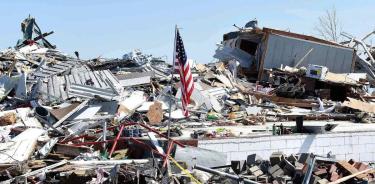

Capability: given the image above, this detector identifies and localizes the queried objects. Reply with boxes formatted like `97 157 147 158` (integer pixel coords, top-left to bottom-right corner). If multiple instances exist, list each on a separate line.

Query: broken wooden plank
328 168 374 184
53 100 89 127
54 143 91 157
336 161 368 179
250 92 318 108
342 97 375 113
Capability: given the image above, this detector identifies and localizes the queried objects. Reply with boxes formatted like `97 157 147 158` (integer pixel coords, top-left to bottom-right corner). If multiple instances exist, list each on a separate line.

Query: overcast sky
0 0 374 63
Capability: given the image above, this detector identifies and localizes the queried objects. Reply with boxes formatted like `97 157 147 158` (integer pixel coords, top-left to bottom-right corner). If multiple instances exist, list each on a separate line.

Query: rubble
0 16 373 183
193 152 375 184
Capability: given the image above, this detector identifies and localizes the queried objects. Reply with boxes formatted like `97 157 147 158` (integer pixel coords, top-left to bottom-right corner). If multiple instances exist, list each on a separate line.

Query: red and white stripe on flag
174 29 194 117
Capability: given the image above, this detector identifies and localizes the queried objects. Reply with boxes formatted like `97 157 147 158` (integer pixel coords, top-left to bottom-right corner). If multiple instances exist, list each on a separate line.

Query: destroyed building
214 27 357 81
0 16 373 184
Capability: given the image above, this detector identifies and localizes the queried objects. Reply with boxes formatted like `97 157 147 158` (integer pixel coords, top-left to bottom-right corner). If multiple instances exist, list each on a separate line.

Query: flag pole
163 25 177 171
167 25 177 142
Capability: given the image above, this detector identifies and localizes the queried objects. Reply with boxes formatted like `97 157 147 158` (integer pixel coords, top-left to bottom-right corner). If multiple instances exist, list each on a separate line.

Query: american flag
174 29 194 117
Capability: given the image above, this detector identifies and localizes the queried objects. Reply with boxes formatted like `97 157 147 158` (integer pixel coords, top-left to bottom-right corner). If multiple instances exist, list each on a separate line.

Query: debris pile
194 152 375 184
0 16 373 183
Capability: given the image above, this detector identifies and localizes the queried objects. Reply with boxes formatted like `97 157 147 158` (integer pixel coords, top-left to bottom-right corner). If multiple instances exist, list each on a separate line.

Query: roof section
262 27 347 48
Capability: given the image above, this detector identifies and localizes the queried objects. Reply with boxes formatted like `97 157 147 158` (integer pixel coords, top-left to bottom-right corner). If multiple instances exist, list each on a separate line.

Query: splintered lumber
249 92 318 108
3 160 67 183
336 161 368 179
342 97 375 113
328 168 374 184
53 100 89 127
69 159 149 166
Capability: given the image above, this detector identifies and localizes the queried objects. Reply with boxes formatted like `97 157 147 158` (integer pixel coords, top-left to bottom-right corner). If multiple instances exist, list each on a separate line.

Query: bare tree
314 7 342 42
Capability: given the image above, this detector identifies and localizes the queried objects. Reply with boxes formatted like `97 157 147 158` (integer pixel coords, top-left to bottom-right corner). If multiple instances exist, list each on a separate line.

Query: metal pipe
361 29 375 42
357 39 375 64
135 122 185 147
162 141 174 167
356 58 375 79
295 48 314 67
63 121 185 148
35 106 50 121
35 106 64 135
167 25 178 142
341 32 375 65
103 121 107 150
194 165 260 184
109 124 125 158
302 155 316 184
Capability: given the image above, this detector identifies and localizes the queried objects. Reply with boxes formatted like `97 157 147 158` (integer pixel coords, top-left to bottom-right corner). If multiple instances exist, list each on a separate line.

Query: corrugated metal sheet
33 60 78 78
116 71 153 87
262 33 355 73
39 70 122 103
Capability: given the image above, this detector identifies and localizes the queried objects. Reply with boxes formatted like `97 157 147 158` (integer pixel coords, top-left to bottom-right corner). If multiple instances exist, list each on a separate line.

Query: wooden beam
337 161 368 179
328 168 373 184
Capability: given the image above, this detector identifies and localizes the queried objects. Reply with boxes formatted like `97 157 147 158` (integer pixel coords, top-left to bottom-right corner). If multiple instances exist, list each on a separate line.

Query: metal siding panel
52 75 60 99
97 71 109 88
68 75 75 86
311 44 326 66
330 48 340 72
299 42 310 66
47 78 53 102
59 76 68 100
104 70 120 85
88 71 100 88
269 35 279 68
265 36 274 68
94 71 105 88
40 82 48 102
78 72 86 85
275 36 285 66
285 42 298 65
279 37 289 66
57 62 73 67
340 50 349 72
321 45 331 67
72 72 81 85
263 34 354 73
264 35 274 69
83 72 89 82
343 51 352 72
339 50 348 72
52 63 68 70
289 39 302 66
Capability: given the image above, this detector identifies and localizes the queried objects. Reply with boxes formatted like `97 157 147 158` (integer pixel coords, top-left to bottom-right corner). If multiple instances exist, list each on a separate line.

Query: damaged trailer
215 27 356 81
